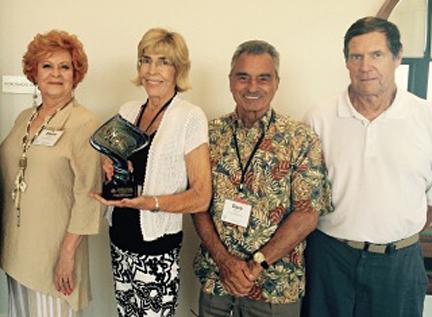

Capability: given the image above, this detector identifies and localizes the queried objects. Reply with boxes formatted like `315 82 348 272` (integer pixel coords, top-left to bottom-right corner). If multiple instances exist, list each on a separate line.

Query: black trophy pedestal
102 179 138 200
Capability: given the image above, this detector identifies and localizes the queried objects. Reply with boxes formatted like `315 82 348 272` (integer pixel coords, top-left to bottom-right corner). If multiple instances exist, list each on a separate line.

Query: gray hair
230 40 280 79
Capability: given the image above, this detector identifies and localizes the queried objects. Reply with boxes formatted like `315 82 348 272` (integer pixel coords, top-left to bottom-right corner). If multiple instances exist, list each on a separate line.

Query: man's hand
217 254 255 296
247 259 264 281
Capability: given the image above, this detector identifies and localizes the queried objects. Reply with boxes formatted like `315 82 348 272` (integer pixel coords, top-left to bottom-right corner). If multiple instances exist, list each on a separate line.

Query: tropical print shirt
194 108 333 303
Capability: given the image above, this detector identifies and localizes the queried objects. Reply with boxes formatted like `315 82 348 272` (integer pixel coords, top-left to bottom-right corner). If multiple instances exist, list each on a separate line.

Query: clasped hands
217 253 263 297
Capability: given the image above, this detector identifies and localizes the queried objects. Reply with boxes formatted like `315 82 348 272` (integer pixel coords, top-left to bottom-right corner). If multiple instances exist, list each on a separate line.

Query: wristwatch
253 251 269 269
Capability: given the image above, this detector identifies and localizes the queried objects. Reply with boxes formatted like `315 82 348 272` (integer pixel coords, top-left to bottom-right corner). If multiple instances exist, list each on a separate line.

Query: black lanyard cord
135 93 176 132
232 110 274 191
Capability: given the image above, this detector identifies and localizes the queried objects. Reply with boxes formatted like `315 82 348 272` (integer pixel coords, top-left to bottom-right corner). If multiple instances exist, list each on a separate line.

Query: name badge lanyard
232 111 274 192
128 94 175 193
135 93 176 133
11 97 73 226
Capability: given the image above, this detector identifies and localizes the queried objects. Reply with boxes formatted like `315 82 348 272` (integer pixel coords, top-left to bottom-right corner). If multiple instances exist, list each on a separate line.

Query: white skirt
6 275 81 317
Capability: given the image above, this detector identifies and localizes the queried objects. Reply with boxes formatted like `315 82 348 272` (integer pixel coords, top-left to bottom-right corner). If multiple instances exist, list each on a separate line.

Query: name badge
33 129 64 146
221 199 252 228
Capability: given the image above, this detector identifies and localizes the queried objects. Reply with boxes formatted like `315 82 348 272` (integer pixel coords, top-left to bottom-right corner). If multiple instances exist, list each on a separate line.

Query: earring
32 85 38 107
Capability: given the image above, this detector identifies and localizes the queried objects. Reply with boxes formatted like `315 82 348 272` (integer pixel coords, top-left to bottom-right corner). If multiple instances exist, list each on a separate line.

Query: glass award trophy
90 114 149 199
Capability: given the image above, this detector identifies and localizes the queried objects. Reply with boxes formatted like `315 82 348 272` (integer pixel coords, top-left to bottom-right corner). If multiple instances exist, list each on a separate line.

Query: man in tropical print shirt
193 40 333 317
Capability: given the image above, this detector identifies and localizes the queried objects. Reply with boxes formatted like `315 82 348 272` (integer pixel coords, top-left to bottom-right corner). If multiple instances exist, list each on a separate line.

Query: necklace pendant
19 156 27 169
19 180 27 192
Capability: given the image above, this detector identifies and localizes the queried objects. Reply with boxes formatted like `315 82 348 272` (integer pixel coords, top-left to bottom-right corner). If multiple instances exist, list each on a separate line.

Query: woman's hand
54 251 75 296
54 233 82 296
92 144 211 214
90 193 152 210
102 156 114 181
102 157 133 182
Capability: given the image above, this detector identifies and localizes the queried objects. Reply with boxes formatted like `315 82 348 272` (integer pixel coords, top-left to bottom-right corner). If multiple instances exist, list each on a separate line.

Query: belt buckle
385 243 396 254
363 241 370 252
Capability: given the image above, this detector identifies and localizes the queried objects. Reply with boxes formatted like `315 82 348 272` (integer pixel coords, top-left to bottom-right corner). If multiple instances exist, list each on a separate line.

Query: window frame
401 0 431 98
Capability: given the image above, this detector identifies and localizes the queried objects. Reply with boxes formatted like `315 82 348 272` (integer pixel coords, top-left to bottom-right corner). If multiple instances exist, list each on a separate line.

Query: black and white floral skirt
110 243 180 317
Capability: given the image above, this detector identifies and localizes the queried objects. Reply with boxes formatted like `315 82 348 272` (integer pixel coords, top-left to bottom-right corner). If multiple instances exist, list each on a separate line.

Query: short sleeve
68 114 103 234
290 126 333 216
184 106 209 155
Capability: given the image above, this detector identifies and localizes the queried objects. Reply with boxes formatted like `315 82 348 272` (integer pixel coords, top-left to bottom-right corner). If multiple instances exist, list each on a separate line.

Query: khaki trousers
199 291 301 317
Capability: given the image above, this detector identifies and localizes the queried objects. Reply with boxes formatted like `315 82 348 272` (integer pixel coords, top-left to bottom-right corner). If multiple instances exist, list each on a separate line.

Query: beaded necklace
11 97 73 226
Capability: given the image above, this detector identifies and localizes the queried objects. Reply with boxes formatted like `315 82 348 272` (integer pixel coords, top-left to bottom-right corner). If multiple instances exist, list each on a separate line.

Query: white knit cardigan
115 95 208 241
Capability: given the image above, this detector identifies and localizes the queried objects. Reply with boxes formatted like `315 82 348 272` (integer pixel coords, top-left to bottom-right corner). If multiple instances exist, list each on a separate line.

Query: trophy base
102 181 138 200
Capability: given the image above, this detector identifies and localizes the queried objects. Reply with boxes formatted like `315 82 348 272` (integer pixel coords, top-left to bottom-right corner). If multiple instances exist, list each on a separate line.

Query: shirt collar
338 86 408 120
231 107 274 130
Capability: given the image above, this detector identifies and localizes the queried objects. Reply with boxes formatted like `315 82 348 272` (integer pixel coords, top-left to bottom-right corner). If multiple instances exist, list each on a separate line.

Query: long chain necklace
11 97 74 226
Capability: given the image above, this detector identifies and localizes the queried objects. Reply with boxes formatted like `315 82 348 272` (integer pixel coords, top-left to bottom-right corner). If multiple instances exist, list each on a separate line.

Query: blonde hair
133 28 191 92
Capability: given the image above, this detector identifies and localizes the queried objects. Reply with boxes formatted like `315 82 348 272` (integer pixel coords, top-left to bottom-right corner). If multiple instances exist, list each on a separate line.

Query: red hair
22 30 88 88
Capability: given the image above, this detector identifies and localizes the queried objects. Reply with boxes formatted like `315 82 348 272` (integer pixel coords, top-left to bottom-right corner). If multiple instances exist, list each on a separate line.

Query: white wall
1 1 431 316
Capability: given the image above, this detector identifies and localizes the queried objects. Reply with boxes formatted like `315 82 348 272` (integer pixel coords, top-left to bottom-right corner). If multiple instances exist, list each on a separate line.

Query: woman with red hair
0 30 102 316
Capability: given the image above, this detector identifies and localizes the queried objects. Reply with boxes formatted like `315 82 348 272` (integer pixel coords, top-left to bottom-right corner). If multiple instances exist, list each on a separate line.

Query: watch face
254 252 265 263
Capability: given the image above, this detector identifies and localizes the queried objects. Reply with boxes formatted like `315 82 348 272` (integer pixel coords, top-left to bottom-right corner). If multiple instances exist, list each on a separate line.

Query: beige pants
7 275 81 317
199 291 301 317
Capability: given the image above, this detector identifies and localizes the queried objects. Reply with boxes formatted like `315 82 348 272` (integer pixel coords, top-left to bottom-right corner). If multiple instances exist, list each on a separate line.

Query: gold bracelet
152 196 160 212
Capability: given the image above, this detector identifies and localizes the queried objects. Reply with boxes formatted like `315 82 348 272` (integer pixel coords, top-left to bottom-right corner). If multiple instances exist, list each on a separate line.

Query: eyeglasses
138 56 174 69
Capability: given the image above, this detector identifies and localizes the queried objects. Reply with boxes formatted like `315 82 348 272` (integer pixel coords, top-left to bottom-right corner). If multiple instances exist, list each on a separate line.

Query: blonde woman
93 28 211 316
